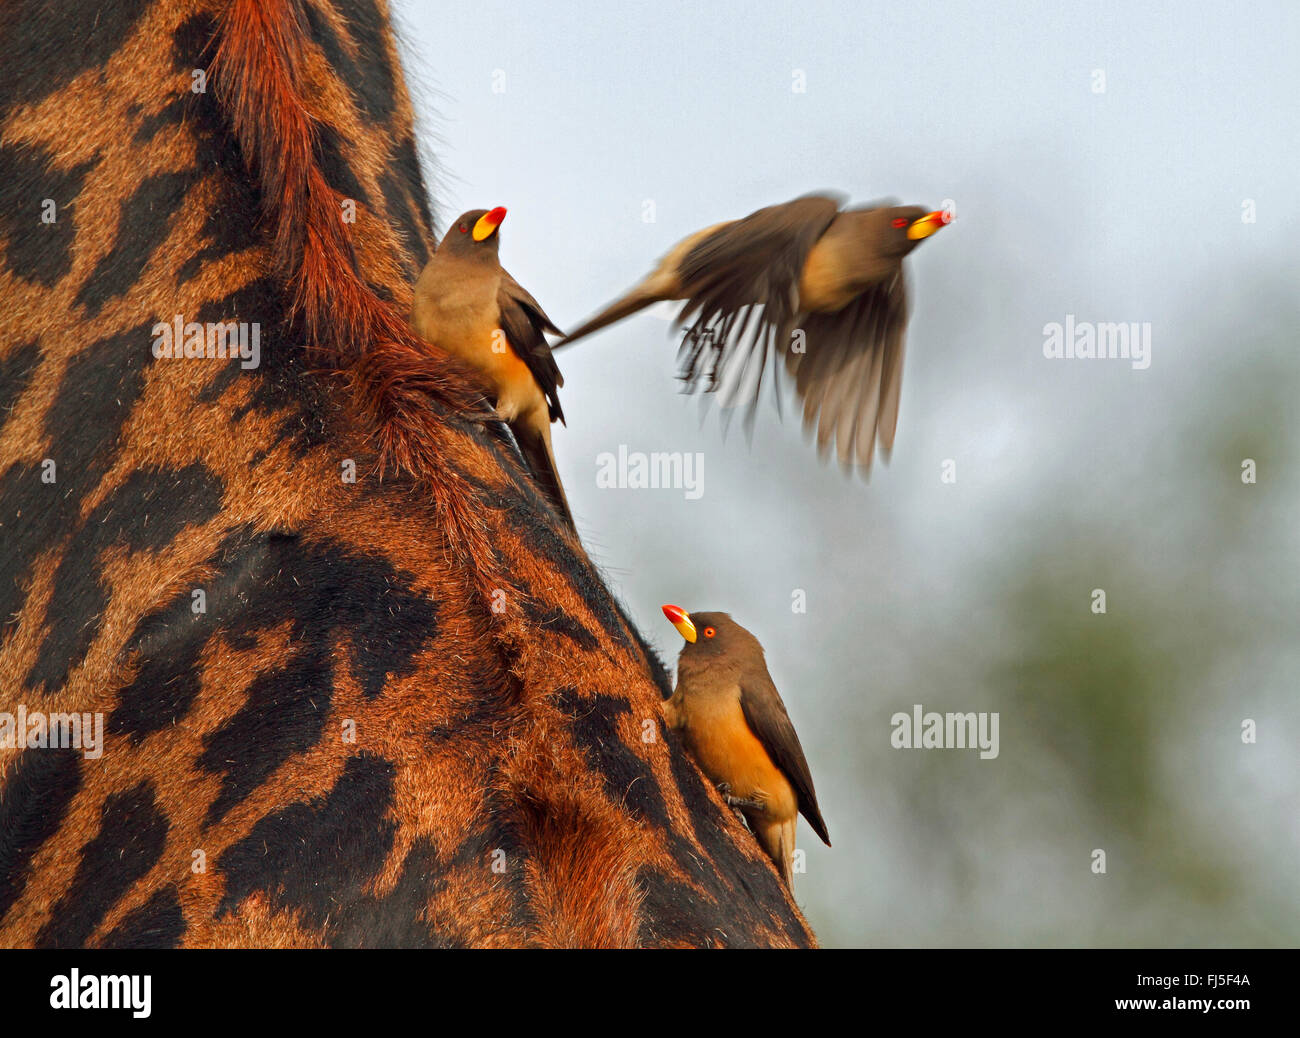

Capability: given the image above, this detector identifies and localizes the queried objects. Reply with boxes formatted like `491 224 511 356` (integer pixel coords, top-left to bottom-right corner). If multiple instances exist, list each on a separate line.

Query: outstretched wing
673 194 843 423
498 270 566 424
784 268 910 474
738 672 831 847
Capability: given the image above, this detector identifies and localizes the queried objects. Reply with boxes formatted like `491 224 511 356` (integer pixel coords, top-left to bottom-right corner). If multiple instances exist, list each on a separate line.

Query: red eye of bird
891 217 909 228
458 223 468 233
704 627 716 638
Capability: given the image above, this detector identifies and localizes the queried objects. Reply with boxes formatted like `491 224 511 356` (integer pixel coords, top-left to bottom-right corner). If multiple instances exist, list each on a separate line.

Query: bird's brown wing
738 672 831 847
784 269 909 473
673 194 843 427
498 270 566 424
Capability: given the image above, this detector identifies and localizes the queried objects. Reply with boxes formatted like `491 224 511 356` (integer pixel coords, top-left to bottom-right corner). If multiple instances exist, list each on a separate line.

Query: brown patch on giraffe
204 892 326 948
509 767 648 947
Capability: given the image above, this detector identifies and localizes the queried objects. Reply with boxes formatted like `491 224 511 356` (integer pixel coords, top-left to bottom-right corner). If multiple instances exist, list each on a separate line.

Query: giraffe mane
210 0 506 578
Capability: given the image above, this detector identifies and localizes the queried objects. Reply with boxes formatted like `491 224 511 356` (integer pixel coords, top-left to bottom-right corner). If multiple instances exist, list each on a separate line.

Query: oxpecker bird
412 207 573 526
560 194 948 473
661 604 830 886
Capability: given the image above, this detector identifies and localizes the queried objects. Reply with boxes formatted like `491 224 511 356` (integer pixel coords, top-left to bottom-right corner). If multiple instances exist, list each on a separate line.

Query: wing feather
498 270 566 424
785 271 909 472
673 194 843 424
738 675 831 847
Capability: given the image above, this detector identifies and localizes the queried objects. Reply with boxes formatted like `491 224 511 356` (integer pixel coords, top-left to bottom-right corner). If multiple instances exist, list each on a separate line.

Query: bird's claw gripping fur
717 781 766 814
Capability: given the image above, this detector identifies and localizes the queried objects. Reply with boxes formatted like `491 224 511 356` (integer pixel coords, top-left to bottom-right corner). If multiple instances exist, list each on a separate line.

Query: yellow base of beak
473 212 504 241
662 604 697 643
907 210 948 241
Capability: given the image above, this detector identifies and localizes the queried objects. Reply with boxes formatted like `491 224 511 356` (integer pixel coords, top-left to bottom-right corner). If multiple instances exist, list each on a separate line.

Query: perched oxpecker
412 207 573 526
661 604 830 886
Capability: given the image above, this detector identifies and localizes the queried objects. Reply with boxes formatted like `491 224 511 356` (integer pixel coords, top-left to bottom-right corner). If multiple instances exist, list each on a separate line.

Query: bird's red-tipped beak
906 209 948 241
473 206 507 242
661 604 697 643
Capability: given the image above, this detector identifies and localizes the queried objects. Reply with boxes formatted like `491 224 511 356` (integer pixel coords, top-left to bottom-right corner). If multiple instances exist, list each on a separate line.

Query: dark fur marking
0 144 95 287
171 11 220 72
378 166 425 278
551 687 670 829
73 172 192 317
314 120 371 215
108 589 205 741
26 462 225 694
166 529 437 821
0 462 35 637
0 0 151 115
663 730 809 946
473 785 537 934
215 752 397 927
134 13 221 145
425 660 517 745
464 474 638 653
635 869 762 948
174 151 262 286
391 134 433 262
0 339 41 422
99 885 186 949
0 748 82 924
35 782 169 948
619 599 673 697
326 838 449 948
192 281 337 460
135 22 264 289
521 598 599 652
198 648 334 826
508 517 636 652
41 320 155 510
302 0 396 125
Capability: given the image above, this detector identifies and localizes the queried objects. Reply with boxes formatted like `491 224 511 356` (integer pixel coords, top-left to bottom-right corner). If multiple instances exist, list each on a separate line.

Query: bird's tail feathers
516 420 575 530
756 817 798 888
555 284 664 348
